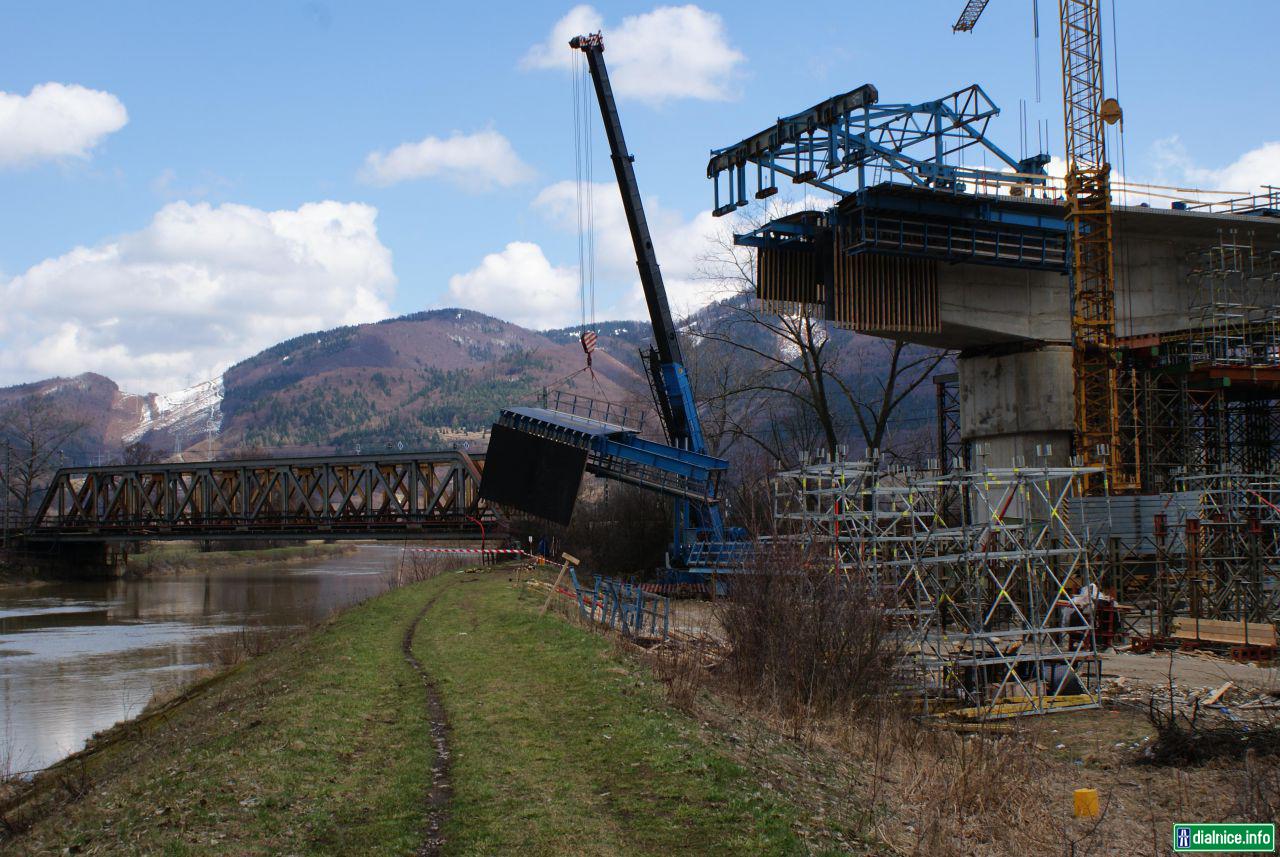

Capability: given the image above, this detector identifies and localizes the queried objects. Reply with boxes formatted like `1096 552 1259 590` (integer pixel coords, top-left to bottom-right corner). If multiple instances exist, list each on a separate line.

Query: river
0 544 405 773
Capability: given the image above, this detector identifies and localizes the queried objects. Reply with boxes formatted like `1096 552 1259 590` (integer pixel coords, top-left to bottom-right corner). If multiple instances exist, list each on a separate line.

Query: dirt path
402 585 456 856
1103 650 1278 692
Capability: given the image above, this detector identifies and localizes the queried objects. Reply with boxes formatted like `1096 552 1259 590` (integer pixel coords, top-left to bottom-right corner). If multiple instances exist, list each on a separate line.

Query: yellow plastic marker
1073 788 1100 818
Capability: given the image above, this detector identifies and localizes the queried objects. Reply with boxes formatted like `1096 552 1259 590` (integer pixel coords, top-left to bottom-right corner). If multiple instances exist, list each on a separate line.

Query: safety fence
570 571 671 640
408 547 529 563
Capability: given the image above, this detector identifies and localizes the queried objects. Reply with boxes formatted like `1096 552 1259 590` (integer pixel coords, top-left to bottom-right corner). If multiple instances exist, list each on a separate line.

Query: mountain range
0 302 944 465
0 309 658 461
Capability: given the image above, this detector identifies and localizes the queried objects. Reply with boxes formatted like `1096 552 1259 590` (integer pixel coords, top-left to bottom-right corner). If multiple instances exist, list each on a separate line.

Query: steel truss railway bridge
20 451 497 544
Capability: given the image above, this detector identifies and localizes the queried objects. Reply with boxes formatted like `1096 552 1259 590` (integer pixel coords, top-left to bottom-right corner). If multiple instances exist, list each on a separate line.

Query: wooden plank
1203 681 1234 706
539 553 579 617
1171 617 1277 648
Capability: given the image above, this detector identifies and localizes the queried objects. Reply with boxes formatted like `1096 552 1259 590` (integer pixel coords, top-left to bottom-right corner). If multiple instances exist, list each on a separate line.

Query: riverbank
3 569 438 854
8 564 1267 855
0 541 358 586
1 567 858 854
121 541 358 576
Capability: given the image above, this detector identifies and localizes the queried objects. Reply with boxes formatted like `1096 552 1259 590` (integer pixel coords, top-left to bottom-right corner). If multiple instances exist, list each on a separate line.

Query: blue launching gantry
707 83 1069 336
707 82 1050 209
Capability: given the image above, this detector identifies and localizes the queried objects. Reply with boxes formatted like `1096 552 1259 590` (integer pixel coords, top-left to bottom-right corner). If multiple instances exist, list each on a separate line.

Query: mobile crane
479 32 743 573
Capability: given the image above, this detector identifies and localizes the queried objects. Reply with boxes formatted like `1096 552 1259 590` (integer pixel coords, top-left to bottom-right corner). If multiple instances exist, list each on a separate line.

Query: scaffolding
774 453 1103 718
1184 233 1280 368
1154 471 1280 634
1097 233 1280 642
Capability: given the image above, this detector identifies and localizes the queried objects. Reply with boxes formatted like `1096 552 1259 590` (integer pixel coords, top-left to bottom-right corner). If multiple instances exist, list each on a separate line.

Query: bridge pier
959 345 1075 468
6 540 118 579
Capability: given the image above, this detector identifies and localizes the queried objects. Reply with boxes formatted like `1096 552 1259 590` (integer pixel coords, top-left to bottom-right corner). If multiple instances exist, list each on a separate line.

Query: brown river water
0 544 405 773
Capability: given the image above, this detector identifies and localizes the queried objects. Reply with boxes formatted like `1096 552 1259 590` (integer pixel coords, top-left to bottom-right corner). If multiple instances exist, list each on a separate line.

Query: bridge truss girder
26 451 494 542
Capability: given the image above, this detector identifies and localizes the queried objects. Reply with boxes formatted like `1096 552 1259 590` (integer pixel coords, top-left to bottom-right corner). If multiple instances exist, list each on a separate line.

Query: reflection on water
0 545 403 772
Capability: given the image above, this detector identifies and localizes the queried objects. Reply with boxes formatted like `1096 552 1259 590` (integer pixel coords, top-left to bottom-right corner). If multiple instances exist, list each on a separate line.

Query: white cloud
520 4 603 70
0 82 128 167
360 128 533 189
532 180 734 318
447 242 579 328
450 179 750 331
1152 136 1280 197
0 201 395 392
522 5 745 105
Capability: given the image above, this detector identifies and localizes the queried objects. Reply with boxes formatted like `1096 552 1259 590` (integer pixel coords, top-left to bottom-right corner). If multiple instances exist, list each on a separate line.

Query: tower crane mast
956 0 1132 492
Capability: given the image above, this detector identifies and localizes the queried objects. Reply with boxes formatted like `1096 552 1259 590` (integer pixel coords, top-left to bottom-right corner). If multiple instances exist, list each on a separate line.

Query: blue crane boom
569 33 703 455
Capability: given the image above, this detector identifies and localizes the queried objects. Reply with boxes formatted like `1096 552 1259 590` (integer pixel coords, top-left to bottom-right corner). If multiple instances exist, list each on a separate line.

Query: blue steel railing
570 570 670 639
547 390 645 432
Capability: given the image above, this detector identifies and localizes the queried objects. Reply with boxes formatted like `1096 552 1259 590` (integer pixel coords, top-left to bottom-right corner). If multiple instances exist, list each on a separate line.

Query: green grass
413 574 809 856
6 569 840 855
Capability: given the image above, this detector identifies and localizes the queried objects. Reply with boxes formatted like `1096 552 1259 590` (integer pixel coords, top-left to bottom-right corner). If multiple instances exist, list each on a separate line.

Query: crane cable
572 51 598 375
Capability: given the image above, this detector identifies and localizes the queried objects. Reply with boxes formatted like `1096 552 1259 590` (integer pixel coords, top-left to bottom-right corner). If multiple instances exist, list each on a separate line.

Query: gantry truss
707 83 1048 213
26 451 494 541
775 453 1103 718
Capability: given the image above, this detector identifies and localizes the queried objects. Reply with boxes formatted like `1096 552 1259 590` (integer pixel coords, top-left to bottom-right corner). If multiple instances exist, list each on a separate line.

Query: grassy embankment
122 541 357 575
3 568 854 855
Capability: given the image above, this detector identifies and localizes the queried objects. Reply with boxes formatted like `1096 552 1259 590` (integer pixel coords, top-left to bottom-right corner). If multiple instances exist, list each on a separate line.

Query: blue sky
1 1 1277 393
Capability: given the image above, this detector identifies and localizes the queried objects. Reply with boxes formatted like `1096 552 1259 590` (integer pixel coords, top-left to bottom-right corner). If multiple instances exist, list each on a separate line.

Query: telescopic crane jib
569 32 738 567
478 33 744 574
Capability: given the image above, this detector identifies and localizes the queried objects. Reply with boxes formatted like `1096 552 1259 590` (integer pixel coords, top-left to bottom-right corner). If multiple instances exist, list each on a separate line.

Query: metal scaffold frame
1154 471 1280 634
1090 233 1280 639
1184 233 1280 369
774 453 1103 718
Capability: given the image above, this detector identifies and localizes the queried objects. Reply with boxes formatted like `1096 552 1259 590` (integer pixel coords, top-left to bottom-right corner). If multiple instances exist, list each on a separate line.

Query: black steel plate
478 423 587 525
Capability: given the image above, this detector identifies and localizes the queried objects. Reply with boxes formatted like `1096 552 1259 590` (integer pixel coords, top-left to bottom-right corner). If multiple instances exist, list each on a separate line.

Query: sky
1 1 1278 394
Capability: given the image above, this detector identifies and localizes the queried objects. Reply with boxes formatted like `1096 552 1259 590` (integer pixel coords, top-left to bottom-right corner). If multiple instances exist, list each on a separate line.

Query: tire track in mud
401 585 455 856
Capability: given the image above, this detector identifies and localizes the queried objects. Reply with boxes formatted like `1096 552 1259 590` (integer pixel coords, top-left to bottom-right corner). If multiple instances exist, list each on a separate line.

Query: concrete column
959 345 1074 468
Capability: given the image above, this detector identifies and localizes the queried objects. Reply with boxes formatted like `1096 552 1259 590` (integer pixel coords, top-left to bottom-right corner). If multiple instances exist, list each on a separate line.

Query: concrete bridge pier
5 540 118 579
958 345 1075 469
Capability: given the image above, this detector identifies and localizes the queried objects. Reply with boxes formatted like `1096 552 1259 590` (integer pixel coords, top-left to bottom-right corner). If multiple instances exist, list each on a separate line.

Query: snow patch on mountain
123 377 223 444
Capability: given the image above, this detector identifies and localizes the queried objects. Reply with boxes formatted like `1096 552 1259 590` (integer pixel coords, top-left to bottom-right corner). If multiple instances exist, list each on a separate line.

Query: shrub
716 547 901 717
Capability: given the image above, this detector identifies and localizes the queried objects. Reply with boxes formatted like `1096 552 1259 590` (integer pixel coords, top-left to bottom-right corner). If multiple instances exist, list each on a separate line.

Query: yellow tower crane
955 0 1133 493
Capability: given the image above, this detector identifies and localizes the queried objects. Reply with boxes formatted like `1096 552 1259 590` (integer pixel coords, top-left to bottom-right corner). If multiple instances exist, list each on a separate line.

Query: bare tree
0 395 87 518
840 336 953 459
689 215 951 464
122 440 163 465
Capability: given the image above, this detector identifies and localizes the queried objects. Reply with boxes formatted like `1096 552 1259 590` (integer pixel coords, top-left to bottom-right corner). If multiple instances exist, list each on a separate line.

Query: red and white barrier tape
409 547 528 556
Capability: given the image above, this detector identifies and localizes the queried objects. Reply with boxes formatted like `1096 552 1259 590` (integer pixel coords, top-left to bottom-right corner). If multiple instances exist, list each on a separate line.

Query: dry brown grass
630 593 1280 855
392 551 473 587
199 623 298 668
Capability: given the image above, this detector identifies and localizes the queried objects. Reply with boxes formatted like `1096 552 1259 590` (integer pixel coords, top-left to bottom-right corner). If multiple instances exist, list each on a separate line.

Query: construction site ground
669 595 1279 700
535 568 1280 854
1103 649 1276 694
